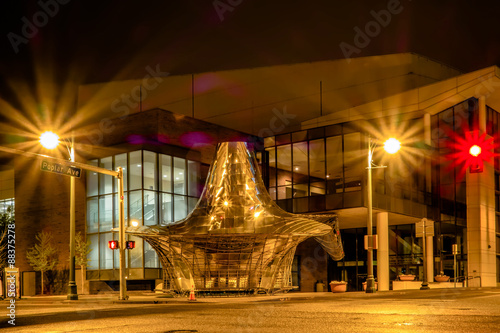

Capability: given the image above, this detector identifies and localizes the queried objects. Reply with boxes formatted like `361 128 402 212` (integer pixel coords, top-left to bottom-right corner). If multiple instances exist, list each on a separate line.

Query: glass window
144 241 159 268
277 145 292 186
188 197 198 214
174 195 187 221
129 235 143 268
129 190 143 226
292 130 307 142
160 154 172 193
87 198 98 233
87 160 98 197
99 233 114 269
173 157 186 194
293 142 308 185
144 190 157 226
188 160 200 196
99 195 113 232
99 157 113 194
161 193 173 225
326 136 343 194
267 147 276 187
344 132 362 192
275 133 291 145
85 150 206 275
114 153 128 192
143 151 157 190
277 186 292 200
310 139 325 196
129 151 142 190
87 234 99 270
264 136 275 147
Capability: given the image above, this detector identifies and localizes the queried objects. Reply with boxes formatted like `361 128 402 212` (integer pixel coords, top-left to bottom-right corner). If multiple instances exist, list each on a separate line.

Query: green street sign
40 160 81 178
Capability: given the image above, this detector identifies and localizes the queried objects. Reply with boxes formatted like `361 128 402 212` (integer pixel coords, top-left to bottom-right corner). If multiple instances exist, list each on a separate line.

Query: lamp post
40 131 78 300
2 140 126 300
366 137 400 293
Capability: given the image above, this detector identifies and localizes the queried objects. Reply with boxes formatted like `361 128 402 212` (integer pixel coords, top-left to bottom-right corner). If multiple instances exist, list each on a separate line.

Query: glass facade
0 198 14 216
263 98 488 289
86 150 202 279
264 122 427 215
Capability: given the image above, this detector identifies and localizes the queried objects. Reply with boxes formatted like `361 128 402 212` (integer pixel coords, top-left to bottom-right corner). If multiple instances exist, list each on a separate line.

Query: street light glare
40 131 60 149
384 138 401 154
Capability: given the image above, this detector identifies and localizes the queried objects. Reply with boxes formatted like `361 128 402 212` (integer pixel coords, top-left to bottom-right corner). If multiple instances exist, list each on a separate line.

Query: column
466 95 497 287
377 212 389 291
424 113 432 193
426 234 434 282
424 114 435 283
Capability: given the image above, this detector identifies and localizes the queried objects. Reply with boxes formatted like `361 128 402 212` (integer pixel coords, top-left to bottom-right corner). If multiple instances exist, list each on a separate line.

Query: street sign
364 235 378 250
416 218 434 237
40 160 81 178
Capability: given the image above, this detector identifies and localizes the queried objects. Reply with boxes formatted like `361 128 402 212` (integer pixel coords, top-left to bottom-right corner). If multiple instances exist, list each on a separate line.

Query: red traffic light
126 241 136 249
108 240 119 249
469 144 483 173
446 130 494 176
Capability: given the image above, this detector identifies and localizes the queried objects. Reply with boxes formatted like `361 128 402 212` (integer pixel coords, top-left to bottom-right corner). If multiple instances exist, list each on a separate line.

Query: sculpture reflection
123 142 344 293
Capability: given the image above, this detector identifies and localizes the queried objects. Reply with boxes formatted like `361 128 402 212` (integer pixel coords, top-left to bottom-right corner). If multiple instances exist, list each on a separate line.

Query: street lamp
40 131 78 300
366 137 400 293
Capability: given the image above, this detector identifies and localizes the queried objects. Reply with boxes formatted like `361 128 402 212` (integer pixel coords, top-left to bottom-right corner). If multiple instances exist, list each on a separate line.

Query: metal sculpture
123 142 343 293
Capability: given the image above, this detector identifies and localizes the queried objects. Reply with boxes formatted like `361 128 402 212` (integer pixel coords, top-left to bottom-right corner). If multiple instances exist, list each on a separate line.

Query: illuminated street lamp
366 137 400 293
40 131 78 300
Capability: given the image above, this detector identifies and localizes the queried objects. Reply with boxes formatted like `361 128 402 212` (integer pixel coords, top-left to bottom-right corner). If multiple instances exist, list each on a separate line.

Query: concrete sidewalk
4 287 500 306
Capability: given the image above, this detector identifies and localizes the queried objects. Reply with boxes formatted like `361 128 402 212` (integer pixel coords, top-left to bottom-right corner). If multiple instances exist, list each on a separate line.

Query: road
1 288 500 332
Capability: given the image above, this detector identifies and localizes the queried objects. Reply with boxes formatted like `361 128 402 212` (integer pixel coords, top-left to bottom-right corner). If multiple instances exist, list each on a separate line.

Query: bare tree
26 231 58 295
75 231 92 294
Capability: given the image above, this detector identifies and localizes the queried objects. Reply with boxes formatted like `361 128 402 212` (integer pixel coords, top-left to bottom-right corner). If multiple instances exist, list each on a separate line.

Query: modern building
5 53 500 295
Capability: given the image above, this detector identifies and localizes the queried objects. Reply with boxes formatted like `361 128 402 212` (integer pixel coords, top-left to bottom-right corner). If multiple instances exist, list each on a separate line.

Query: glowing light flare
39 131 59 149
469 145 481 157
131 220 139 227
445 130 495 177
383 138 401 154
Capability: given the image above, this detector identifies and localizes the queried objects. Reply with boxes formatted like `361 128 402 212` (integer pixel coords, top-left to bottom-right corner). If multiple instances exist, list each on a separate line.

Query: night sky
1 0 500 110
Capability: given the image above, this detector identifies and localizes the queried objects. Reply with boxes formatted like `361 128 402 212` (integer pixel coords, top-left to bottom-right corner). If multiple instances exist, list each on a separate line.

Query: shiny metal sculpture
124 142 343 293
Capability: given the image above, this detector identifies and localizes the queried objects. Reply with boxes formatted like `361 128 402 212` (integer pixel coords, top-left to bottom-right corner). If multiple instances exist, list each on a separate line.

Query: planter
329 281 347 293
398 274 415 281
434 275 450 282
362 281 378 291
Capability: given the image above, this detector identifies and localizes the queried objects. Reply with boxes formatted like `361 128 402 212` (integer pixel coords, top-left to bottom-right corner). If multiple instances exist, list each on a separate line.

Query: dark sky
1 0 500 106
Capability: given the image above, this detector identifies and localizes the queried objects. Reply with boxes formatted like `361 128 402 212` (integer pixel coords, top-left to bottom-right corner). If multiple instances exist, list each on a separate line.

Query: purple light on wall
179 131 214 147
127 134 146 145
126 134 171 145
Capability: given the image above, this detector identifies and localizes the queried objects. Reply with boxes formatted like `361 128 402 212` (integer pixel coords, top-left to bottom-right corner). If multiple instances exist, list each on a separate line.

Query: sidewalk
4 287 500 306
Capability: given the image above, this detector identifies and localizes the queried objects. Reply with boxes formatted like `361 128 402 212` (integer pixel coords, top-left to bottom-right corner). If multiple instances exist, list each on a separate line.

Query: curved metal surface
122 142 344 293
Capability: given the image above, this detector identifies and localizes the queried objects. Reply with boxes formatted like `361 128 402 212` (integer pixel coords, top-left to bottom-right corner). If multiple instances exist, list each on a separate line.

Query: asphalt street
1 288 500 332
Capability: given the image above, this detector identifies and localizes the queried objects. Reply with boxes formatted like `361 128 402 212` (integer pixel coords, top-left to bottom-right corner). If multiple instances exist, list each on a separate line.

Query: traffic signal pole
0 145 128 301
117 167 128 300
